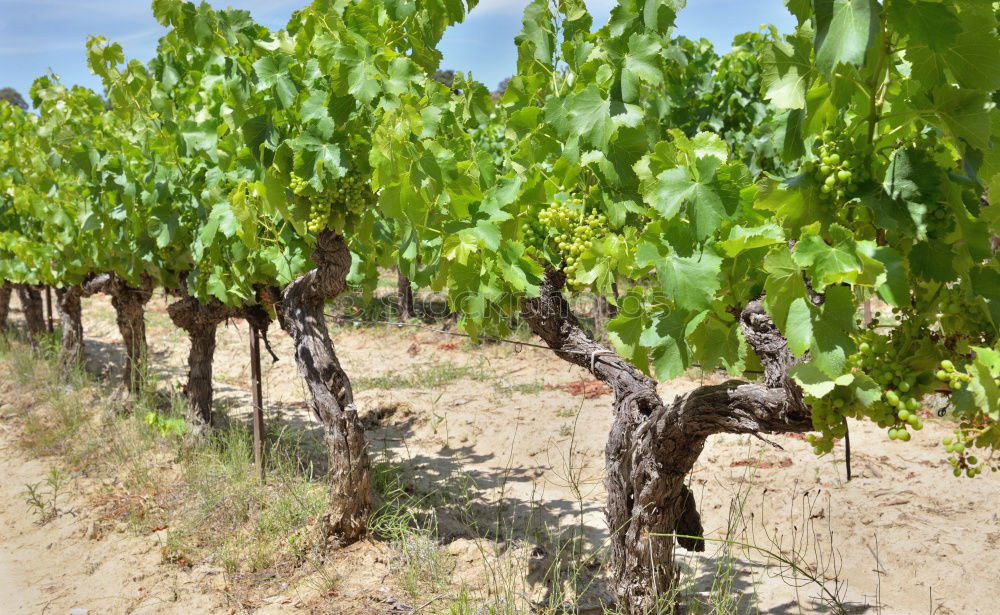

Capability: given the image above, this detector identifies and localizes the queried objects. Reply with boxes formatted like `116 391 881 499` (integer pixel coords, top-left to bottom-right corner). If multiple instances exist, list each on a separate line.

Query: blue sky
0 0 795 106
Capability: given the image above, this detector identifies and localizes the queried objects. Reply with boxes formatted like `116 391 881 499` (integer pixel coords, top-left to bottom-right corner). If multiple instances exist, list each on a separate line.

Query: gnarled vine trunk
167 291 271 431
56 285 85 373
522 271 812 613
16 285 46 348
83 273 153 393
0 283 11 333
397 269 414 320
272 231 372 544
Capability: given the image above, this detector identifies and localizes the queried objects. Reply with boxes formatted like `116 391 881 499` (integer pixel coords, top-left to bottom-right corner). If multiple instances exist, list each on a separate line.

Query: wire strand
322 312 764 376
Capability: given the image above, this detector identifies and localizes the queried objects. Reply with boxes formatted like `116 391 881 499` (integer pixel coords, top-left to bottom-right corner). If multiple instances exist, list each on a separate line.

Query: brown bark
521 271 811 613
45 286 54 333
84 273 153 392
16 285 46 348
397 269 414 321
167 291 269 430
0 283 11 332
273 231 372 545
56 285 85 372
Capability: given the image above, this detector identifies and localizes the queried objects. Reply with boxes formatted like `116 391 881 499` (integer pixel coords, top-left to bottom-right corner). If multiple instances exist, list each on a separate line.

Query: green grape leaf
763 248 809 341
970 266 1000 335
808 285 855 378
563 85 616 151
906 8 1000 91
790 362 836 398
925 86 992 151
620 33 663 103
910 240 958 282
655 247 722 312
813 0 876 75
762 33 815 109
792 224 861 287
968 348 1000 421
886 0 961 51
717 224 786 257
688 312 745 375
785 296 813 357
607 293 651 375
851 372 882 408
857 244 908 306
641 308 692 381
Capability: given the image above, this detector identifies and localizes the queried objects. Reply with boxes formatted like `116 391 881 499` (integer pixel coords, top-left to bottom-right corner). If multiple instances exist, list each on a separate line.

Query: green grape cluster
934 359 970 392
916 131 952 168
522 198 608 278
291 173 374 234
855 329 928 437
290 174 308 195
806 325 936 455
804 397 848 454
804 130 868 203
923 199 951 239
195 259 213 285
940 431 992 478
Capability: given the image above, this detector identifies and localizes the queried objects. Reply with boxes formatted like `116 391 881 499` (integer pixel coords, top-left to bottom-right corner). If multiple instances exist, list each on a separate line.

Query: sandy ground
1 291 999 614
0 424 226 614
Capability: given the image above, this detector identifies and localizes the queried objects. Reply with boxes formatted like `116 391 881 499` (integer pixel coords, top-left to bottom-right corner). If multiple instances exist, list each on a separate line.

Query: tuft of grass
368 457 453 598
22 467 65 524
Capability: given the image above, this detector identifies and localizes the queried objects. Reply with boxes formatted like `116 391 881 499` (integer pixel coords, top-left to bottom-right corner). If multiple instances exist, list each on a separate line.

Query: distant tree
0 88 27 110
432 69 455 88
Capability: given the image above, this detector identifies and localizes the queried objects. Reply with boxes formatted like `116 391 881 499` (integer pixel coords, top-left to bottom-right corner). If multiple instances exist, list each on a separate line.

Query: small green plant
22 467 64 523
144 410 187 438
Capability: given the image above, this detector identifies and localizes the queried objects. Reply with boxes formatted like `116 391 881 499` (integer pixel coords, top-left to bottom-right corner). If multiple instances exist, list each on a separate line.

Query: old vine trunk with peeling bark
272 231 372 544
167 290 271 430
83 274 153 393
15 285 46 347
56 285 85 372
522 272 813 613
0 283 11 332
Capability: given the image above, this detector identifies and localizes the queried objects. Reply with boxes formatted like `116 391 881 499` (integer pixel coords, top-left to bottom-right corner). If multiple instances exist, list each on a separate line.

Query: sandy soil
0 424 227 613
1 292 998 614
